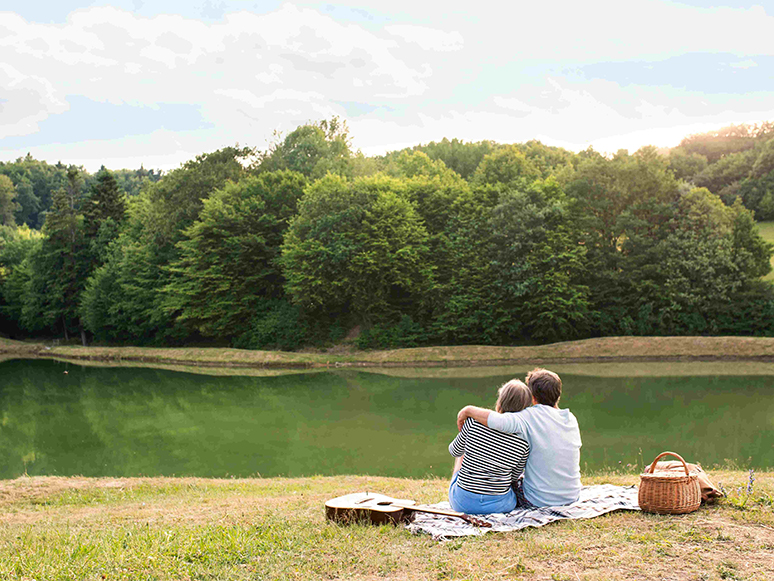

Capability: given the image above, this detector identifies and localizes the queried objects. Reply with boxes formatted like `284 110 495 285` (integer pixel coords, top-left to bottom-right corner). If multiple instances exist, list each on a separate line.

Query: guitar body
325 492 491 527
325 492 417 525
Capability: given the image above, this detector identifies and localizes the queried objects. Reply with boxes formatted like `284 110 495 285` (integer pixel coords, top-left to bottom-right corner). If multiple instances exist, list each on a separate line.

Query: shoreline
7 335 774 369
21 352 774 369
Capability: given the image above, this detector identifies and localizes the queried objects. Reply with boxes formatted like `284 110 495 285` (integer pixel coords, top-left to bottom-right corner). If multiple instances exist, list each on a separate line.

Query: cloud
345 0 774 61
2 1 774 170
0 3 435 154
385 25 463 52
0 63 68 138
730 59 758 69
353 71 774 158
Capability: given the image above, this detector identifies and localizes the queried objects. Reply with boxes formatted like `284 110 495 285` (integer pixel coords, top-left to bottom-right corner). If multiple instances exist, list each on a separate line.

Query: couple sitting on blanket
450 368 581 515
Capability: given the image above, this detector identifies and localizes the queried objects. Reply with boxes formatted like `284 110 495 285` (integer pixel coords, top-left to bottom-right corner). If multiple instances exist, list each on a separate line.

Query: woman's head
495 379 532 413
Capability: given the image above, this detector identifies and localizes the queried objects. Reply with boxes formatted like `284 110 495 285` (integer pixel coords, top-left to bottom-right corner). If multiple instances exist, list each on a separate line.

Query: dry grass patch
31 336 774 372
0 472 772 580
0 337 41 357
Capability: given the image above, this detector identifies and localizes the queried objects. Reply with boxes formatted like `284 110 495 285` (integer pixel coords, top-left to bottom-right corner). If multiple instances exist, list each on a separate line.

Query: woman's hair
496 379 532 413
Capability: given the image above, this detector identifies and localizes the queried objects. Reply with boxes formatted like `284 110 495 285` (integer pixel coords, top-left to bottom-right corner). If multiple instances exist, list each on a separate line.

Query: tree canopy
2 118 774 349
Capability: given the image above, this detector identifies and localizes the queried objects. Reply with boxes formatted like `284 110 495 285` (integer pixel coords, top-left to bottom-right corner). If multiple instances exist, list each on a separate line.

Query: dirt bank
6 336 774 369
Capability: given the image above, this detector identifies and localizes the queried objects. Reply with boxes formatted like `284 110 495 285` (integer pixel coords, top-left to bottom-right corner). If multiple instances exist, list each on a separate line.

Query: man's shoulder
524 406 581 435
469 417 527 440
531 404 578 420
557 407 580 427
506 405 542 422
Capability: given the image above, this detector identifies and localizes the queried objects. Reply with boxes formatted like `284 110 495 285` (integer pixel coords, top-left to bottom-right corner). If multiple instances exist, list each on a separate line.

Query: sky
1 0 774 172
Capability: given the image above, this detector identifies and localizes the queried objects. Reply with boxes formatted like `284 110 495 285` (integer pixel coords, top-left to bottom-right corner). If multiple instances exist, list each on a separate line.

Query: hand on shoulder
456 406 471 431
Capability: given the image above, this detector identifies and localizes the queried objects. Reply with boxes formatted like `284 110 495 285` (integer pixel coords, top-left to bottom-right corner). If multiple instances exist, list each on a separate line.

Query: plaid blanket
407 484 639 540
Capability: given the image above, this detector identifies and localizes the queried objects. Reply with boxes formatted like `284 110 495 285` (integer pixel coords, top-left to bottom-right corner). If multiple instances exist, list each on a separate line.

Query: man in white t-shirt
456 368 582 507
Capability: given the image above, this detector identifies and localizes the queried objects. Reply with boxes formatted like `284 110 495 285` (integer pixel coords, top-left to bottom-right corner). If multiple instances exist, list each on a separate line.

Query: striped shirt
449 418 530 496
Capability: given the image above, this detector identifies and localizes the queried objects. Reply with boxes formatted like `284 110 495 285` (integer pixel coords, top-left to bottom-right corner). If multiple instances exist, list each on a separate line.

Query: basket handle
646 451 690 475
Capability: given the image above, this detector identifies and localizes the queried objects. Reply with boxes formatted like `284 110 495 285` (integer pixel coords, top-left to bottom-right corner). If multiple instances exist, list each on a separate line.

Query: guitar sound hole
376 501 393 506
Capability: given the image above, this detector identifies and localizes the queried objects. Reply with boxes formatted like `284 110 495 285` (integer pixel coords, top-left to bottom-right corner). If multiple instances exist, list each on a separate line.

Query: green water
0 359 772 479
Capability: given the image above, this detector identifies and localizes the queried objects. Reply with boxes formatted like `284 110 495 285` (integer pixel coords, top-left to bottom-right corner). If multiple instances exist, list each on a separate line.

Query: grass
7 336 774 371
1 471 773 580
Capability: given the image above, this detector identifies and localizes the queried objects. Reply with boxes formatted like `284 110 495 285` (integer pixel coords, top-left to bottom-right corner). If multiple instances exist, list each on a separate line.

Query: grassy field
7 336 774 371
1 471 772 580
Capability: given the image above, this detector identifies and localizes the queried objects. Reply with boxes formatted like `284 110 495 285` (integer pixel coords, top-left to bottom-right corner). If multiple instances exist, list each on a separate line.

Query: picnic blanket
407 484 640 540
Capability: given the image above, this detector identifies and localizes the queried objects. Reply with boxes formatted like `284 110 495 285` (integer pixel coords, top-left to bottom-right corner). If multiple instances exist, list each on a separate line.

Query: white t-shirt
487 404 582 507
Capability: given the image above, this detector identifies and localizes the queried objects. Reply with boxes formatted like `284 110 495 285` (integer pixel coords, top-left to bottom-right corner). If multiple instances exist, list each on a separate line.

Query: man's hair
525 368 562 406
497 380 532 413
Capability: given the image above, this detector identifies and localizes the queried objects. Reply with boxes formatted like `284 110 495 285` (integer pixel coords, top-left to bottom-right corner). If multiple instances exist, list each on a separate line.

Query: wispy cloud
385 25 463 52
1 1 773 170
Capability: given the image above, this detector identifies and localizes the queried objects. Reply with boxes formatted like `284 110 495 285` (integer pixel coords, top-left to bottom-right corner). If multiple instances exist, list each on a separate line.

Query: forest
2 119 774 350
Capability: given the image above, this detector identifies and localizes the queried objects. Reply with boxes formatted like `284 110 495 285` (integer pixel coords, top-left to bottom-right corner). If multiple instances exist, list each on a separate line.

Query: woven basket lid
640 452 698 481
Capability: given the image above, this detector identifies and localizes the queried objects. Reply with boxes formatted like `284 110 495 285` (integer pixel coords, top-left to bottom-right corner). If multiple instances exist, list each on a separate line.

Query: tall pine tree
83 166 126 238
23 170 91 344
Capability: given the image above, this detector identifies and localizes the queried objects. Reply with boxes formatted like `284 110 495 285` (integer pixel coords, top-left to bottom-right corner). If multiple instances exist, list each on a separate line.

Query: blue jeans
448 471 517 515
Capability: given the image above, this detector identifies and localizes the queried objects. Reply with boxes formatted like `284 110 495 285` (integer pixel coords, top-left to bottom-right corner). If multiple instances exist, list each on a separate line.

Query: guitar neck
389 502 487 525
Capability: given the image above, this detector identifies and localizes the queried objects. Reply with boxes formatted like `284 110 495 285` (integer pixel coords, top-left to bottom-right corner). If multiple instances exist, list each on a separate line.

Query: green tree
12 179 39 227
693 149 756 197
281 174 432 326
564 147 681 334
258 118 352 179
581 185 772 336
567 147 680 256
739 169 774 220
145 146 252 244
0 154 71 228
387 151 469 234
428 188 497 344
730 198 772 279
163 171 307 341
648 189 755 332
387 151 474 332
383 138 499 180
472 145 542 189
516 140 577 178
679 122 774 163
486 179 589 342
23 186 90 342
0 225 42 334
80 236 164 343
667 148 708 182
752 138 774 179
83 167 127 238
80 147 253 344
0 175 19 226
386 149 453 180
112 166 163 197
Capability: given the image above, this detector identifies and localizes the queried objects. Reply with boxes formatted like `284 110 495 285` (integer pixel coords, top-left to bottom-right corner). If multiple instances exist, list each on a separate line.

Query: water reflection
0 359 771 479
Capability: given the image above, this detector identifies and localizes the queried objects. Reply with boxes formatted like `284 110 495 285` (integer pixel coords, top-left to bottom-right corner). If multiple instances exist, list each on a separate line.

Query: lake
0 358 772 479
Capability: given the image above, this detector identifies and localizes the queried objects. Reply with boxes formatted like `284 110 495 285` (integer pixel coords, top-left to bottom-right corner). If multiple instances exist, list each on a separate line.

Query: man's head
525 368 562 407
495 379 532 413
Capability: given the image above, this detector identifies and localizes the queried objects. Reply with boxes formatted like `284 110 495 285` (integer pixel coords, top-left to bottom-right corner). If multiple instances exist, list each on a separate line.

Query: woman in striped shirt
448 380 531 514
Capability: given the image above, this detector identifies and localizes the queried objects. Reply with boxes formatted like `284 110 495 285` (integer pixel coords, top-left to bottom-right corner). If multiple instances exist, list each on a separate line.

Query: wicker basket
638 451 701 515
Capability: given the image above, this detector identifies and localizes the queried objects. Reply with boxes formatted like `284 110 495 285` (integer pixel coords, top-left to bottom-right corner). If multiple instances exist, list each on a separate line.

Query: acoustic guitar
325 492 492 527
